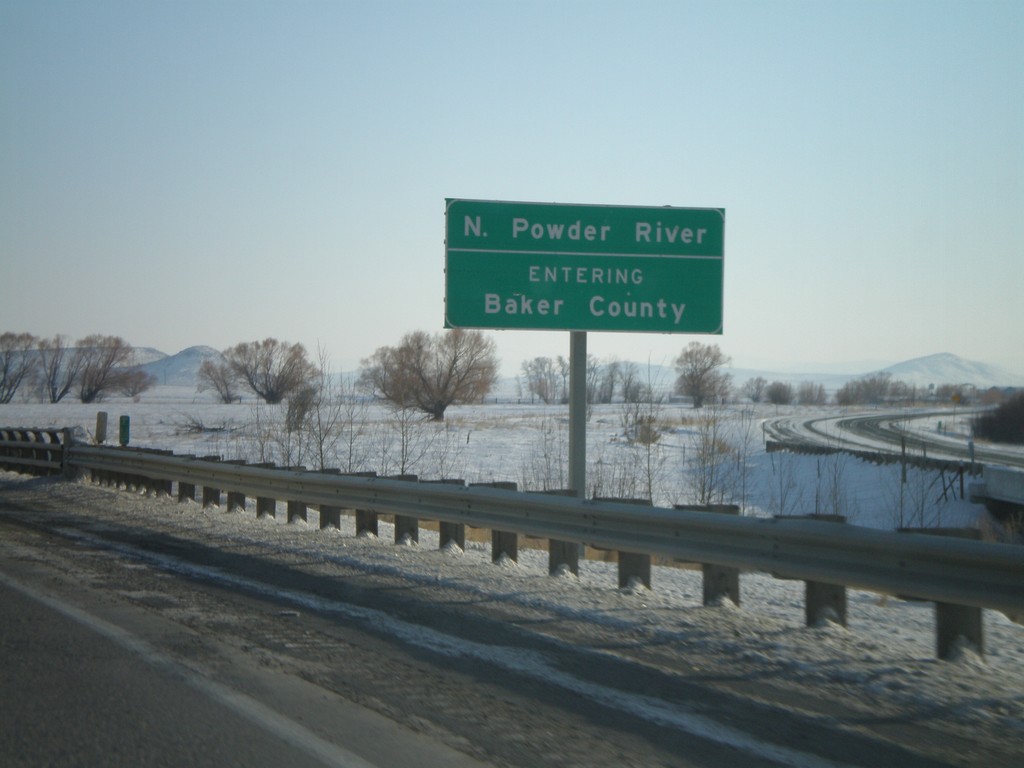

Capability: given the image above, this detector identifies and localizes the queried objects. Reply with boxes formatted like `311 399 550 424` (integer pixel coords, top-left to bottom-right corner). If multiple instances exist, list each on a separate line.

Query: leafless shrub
118 369 157 398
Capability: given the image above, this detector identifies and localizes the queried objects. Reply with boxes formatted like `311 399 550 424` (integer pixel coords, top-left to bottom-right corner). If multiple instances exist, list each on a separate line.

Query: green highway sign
444 199 724 334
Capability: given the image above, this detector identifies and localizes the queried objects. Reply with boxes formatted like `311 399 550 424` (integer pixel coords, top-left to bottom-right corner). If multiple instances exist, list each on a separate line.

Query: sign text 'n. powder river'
444 199 725 334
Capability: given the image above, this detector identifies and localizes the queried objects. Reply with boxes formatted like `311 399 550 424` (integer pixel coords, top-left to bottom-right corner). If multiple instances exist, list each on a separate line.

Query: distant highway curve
763 409 1024 470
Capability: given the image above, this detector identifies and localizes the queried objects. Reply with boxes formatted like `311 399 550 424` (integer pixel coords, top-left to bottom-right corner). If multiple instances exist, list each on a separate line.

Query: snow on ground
2 387 1024 754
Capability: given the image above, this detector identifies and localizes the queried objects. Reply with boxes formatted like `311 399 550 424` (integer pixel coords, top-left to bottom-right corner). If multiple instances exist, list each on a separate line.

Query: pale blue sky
2 0 1021 377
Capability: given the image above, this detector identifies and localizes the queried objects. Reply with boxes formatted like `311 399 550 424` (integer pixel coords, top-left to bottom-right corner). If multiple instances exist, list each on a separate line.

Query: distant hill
131 347 167 366
727 353 1023 393
138 346 222 387
877 353 1023 389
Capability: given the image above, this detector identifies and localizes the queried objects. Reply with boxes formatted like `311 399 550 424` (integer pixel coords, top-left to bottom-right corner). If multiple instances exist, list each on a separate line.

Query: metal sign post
568 331 587 498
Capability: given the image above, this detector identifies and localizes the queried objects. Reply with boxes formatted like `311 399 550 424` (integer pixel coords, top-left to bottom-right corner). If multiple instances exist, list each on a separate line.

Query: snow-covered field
2 388 1023 756
0 386 1005 530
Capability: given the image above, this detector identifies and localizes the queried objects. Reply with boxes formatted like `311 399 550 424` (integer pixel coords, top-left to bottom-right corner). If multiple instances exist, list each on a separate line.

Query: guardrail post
427 479 466 550
15 429 31 475
226 489 246 511
14 429 31 475
174 456 197 503
680 504 741 606
900 527 984 660
199 456 222 507
282 466 307 523
61 429 76 479
355 507 378 536
140 449 174 496
34 429 49 477
125 449 145 494
222 460 247 511
245 462 275 518
33 430 47 476
287 499 306 523
776 514 848 626
178 480 196 502
388 475 418 543
537 490 580 576
256 496 276 519
472 481 519 563
597 497 653 589
314 469 342 529
319 504 341 528
345 471 382 536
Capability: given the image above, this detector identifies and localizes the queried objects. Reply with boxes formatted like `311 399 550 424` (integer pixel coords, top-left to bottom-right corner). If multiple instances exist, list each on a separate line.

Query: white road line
0 568 379 768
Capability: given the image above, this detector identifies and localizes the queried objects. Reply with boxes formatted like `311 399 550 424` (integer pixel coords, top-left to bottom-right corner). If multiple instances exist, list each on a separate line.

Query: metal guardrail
0 428 66 475
64 443 1024 615
3 430 1022 659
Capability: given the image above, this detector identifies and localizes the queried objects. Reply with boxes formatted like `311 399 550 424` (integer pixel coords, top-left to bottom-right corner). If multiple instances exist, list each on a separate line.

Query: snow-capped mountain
877 353 1024 389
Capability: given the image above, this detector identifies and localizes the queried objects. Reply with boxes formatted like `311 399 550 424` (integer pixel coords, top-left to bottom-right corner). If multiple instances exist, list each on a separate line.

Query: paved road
3 477 1020 768
0 548 487 768
1 577 359 768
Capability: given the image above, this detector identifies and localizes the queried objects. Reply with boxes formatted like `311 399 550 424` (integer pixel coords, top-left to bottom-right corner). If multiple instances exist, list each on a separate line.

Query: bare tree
741 376 767 404
36 334 83 403
223 338 319 404
674 342 731 408
797 381 827 406
359 329 498 421
767 448 802 517
595 359 620 404
246 401 311 468
835 373 894 406
686 403 733 505
76 335 134 403
729 406 760 513
520 356 558 404
619 361 642 404
119 368 158 398
766 381 794 406
334 372 372 472
197 358 239 403
367 405 441 477
303 346 354 471
0 332 37 403
555 356 570 404
519 413 567 491
585 354 601 405
619 363 668 502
